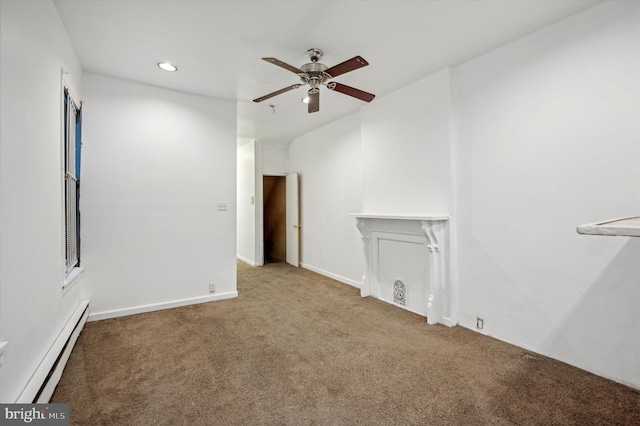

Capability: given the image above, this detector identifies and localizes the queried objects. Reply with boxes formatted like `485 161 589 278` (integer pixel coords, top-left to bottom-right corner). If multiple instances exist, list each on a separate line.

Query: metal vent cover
393 280 407 306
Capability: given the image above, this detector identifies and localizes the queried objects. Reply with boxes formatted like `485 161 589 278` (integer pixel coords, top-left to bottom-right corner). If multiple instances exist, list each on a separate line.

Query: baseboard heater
16 299 90 403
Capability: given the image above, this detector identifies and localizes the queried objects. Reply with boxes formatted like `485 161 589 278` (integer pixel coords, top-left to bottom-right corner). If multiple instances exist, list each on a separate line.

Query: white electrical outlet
476 317 484 330
209 282 216 293
217 202 228 211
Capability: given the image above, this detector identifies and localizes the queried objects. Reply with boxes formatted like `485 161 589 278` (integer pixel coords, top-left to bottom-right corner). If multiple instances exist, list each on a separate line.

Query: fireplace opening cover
393 280 407 306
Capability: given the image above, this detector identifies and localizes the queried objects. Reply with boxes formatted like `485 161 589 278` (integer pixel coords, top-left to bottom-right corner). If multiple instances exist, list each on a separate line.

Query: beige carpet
52 261 640 425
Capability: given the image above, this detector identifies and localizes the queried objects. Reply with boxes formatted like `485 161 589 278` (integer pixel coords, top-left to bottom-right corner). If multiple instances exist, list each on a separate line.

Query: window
64 88 81 274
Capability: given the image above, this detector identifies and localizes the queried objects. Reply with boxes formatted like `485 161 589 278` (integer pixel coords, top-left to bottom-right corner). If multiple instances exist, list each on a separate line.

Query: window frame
63 86 82 277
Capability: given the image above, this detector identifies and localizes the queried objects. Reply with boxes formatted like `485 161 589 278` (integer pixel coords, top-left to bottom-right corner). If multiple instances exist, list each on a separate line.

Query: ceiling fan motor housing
300 62 330 87
301 62 328 73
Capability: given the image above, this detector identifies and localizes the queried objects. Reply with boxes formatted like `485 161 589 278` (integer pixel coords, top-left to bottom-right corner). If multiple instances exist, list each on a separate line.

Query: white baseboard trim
16 299 90 403
440 316 457 327
300 263 361 289
88 291 238 322
237 255 256 266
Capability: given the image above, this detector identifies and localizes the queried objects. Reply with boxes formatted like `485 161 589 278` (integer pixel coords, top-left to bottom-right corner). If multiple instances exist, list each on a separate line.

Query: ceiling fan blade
324 56 369 78
308 89 319 113
262 57 304 74
253 84 302 103
327 82 375 102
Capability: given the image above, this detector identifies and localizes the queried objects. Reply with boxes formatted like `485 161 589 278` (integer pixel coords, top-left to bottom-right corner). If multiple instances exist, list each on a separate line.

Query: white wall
288 113 363 286
237 140 257 265
287 69 455 287
361 68 453 215
286 68 456 289
0 0 86 402
453 1 640 388
81 73 237 319
238 142 288 267
262 145 288 175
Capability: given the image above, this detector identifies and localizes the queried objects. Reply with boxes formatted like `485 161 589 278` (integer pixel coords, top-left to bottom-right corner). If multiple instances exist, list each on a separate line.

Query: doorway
260 173 299 267
263 176 286 263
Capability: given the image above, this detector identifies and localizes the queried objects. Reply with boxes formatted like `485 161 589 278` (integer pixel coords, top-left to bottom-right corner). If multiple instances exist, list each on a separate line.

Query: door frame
257 172 299 267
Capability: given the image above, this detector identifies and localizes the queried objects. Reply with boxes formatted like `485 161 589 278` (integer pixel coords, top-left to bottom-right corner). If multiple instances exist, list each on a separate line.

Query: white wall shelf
577 216 640 237
350 214 450 221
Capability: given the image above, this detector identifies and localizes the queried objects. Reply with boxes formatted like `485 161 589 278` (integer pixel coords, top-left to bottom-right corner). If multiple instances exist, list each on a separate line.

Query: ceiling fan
253 48 375 113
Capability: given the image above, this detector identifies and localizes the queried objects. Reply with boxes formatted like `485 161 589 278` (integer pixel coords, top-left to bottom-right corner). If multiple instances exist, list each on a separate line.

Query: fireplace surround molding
351 214 455 326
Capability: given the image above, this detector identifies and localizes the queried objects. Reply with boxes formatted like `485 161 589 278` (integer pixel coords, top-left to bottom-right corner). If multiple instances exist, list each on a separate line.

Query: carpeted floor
52 261 640 425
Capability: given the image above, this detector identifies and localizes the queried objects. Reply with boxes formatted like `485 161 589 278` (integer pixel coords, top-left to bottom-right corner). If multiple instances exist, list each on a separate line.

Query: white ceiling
55 0 599 147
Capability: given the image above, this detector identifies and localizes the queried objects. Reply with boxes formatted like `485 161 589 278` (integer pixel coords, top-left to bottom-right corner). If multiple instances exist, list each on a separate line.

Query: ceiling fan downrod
306 48 323 62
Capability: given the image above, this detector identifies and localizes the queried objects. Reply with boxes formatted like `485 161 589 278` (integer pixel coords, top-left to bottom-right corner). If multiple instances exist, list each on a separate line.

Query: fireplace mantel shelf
350 214 449 221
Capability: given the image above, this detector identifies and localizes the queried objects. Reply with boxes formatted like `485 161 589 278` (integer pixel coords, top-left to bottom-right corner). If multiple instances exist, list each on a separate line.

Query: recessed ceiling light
157 62 177 72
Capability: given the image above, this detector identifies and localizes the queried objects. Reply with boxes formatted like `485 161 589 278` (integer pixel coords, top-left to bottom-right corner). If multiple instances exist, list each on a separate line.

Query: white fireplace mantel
351 214 454 326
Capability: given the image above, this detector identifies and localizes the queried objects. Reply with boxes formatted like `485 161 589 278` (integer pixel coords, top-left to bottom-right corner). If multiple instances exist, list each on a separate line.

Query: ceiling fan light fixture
301 96 310 104
157 62 178 72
